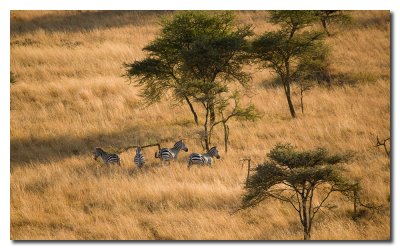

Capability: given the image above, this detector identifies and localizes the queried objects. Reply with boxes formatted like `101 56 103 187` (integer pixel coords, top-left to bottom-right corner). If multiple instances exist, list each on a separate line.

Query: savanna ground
10 10 390 240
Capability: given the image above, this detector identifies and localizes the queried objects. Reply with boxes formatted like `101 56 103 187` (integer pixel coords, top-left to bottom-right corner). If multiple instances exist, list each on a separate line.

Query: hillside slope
10 10 390 240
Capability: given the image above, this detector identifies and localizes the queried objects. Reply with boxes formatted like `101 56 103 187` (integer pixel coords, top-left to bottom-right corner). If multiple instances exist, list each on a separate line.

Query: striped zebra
155 139 188 163
94 147 121 166
187 146 220 169
134 146 145 169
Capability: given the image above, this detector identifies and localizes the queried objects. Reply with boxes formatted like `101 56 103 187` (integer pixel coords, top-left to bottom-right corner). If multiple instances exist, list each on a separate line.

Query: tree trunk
353 189 358 215
223 123 229 153
245 159 251 187
203 105 210 151
321 18 331 36
302 197 309 240
282 61 296 118
321 17 329 36
284 81 296 118
184 96 199 125
303 228 311 240
210 102 216 125
300 84 304 114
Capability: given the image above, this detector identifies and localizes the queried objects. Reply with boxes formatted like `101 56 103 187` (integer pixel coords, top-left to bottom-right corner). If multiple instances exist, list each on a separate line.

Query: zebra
187 146 220 169
155 139 188 163
134 146 145 169
94 147 121 166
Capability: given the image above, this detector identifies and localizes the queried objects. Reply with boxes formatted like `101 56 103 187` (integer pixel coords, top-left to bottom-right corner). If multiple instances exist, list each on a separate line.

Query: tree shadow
11 10 172 35
10 125 174 167
355 11 390 30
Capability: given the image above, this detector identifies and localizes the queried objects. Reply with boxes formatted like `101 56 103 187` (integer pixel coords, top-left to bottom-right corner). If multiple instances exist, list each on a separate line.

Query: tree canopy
315 10 352 36
124 11 259 151
124 11 253 125
251 11 328 118
241 143 357 240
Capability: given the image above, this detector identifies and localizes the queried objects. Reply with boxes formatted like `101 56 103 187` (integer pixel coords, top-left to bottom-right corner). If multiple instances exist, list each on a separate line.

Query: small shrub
10 71 17 84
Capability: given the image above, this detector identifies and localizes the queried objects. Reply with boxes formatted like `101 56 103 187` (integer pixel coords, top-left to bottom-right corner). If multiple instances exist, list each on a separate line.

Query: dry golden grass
10 10 390 240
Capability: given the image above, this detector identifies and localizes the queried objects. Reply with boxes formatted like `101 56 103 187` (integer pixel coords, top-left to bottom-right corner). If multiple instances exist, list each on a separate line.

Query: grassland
10 10 390 240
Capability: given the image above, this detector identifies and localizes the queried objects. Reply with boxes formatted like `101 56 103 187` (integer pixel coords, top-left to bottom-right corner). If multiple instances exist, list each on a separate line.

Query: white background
1 0 397 249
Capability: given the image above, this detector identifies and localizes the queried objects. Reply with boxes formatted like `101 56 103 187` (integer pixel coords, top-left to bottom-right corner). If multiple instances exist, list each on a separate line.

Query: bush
10 71 17 84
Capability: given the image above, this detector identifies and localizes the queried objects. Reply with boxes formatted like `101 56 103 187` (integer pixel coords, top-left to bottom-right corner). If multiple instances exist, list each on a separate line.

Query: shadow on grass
10 125 174 167
11 10 171 35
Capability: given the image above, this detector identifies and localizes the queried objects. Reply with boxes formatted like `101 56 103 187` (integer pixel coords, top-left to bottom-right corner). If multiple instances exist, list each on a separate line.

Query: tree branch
311 187 335 220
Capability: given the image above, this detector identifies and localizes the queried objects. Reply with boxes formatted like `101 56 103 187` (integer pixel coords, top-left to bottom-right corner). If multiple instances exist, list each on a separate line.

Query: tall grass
10 10 390 240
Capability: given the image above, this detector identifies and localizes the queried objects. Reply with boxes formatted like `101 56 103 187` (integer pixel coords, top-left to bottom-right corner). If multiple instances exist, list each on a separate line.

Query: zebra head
136 146 142 154
174 139 188 152
94 147 104 160
209 146 220 159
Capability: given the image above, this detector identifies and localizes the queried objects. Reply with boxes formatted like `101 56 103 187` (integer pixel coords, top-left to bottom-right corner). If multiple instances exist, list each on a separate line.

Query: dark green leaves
267 143 350 169
124 11 253 106
123 58 174 104
242 143 354 209
269 10 320 32
251 25 326 77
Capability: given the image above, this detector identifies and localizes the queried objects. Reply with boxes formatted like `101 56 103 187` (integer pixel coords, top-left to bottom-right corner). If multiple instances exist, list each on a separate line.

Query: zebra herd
94 139 221 169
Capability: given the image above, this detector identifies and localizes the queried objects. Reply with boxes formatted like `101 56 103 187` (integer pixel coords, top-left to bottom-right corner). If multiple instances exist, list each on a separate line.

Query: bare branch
311 188 335 220
115 143 161 154
375 135 390 158
115 145 138 154
142 143 161 150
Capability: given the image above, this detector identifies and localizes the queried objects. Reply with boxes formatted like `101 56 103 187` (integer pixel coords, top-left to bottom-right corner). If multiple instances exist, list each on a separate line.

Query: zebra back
188 146 220 168
156 140 188 161
134 147 145 168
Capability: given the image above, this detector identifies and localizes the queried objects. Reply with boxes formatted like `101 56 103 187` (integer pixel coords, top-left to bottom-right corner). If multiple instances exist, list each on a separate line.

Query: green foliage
215 91 261 122
252 30 326 76
267 143 349 169
295 41 330 83
124 58 173 103
124 11 253 106
206 90 261 151
269 10 320 31
243 143 354 207
124 11 259 150
315 10 352 36
251 11 329 118
242 143 357 240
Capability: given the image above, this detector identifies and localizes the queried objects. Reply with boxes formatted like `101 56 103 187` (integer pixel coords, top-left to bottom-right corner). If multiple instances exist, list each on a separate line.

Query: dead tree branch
375 136 390 158
240 158 252 187
116 143 161 154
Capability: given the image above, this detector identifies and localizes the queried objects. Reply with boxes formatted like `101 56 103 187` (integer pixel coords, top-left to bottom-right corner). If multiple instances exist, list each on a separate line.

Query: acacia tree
241 143 358 240
251 11 327 118
124 11 253 125
124 11 259 151
294 44 330 114
315 10 352 36
207 91 260 152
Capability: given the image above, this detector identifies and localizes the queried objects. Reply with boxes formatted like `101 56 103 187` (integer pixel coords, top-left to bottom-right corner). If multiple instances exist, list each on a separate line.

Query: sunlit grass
10 10 390 240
